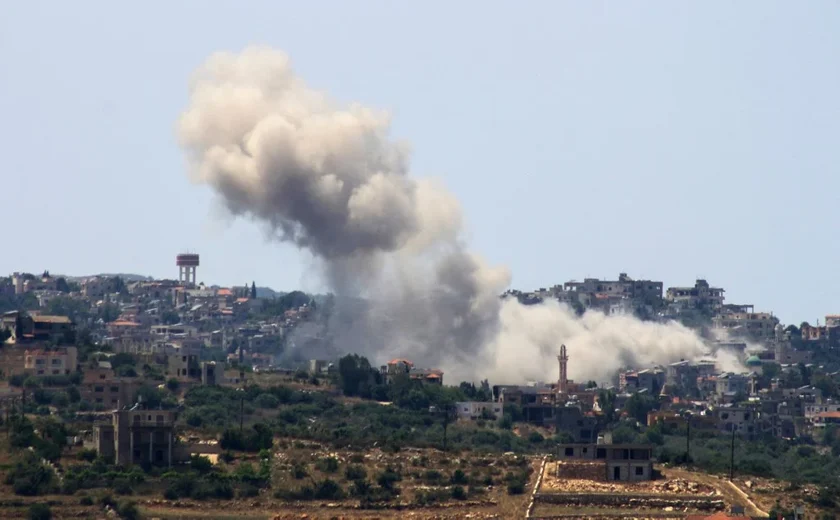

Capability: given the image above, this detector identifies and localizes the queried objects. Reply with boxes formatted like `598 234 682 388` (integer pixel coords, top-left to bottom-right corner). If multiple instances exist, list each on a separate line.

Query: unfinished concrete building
555 439 655 482
92 402 177 467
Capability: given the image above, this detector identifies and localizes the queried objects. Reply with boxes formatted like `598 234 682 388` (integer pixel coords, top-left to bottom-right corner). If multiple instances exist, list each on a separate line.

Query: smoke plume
178 47 723 384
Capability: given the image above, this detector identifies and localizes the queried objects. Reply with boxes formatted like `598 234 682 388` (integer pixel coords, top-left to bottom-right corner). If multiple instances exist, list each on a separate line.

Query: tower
176 253 200 286
557 344 569 393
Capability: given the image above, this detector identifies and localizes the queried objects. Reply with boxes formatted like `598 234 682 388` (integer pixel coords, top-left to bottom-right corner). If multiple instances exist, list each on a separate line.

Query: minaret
557 344 569 393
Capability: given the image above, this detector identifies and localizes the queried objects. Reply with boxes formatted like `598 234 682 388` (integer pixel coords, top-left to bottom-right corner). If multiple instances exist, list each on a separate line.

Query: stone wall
555 460 607 481
535 492 725 512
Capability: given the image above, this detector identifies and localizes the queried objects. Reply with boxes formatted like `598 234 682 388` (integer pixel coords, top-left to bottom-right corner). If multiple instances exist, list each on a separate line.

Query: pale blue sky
1 2 838 325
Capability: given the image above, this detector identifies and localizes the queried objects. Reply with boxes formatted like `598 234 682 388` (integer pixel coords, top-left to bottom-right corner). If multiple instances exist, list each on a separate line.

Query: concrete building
80 367 140 409
715 407 758 437
665 279 725 311
101 403 178 467
555 441 655 482
563 273 663 315
713 309 779 341
555 405 599 443
24 346 78 376
381 359 443 385
455 401 503 420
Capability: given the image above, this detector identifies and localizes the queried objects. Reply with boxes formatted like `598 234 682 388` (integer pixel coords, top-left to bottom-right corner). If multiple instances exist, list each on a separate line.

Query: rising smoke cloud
178 47 723 385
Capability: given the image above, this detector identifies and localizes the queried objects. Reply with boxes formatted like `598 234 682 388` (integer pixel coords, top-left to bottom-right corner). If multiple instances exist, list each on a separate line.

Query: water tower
176 253 200 286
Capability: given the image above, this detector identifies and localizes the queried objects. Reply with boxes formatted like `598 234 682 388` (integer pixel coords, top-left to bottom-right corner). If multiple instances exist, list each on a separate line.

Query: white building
455 401 503 420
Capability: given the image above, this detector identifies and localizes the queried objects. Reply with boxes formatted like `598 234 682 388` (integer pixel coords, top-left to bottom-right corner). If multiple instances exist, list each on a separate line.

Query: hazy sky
1 2 838 325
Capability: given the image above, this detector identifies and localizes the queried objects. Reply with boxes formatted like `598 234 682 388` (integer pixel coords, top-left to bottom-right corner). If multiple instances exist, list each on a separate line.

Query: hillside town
2 261 840 519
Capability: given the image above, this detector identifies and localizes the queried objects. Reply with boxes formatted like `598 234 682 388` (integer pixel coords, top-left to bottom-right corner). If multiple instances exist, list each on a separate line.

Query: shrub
377 467 402 490
450 469 468 485
292 462 308 479
190 454 214 474
166 378 180 392
28 503 51 520
5 454 54 496
507 480 526 495
528 431 544 444
315 456 339 473
78 448 97 462
255 393 279 409
349 479 371 498
79 495 94 506
423 469 443 484
344 465 367 481
314 478 344 500
117 501 140 520
451 485 467 500
239 483 260 498
113 478 133 495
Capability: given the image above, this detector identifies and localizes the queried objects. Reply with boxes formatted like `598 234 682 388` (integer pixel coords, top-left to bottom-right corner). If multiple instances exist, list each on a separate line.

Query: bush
114 478 133 495
377 467 402 490
190 454 214 474
451 485 467 500
239 483 260 498
28 503 51 520
423 469 443 484
314 478 344 500
117 501 140 520
315 456 339 473
79 495 94 506
506 480 526 495
344 465 367 481
5 454 54 496
166 378 180 392
78 448 97 462
255 393 279 409
451 469 468 485
528 431 544 444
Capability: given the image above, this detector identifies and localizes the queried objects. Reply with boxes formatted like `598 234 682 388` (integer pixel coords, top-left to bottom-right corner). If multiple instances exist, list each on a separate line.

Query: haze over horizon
2 2 839 326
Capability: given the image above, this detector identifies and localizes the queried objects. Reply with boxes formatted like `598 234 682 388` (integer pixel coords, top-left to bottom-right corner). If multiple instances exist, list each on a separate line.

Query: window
51 359 62 366
721 413 729 420
95 386 104 393
635 466 644 476
110 387 119 393
564 447 574 456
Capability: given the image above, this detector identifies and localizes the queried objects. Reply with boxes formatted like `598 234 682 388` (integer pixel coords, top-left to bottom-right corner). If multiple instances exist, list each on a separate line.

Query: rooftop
32 315 71 324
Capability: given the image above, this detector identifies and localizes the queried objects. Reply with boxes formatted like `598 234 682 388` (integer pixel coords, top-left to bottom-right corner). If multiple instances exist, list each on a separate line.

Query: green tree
28 503 52 520
624 393 658 423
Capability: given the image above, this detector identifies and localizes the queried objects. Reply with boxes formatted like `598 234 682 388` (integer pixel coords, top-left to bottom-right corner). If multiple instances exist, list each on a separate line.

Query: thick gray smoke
178 47 723 384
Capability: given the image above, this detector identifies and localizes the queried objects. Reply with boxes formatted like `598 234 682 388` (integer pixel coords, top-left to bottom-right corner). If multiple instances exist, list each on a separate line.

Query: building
80 367 140 409
100 402 178 467
714 407 758 438
563 273 663 316
24 346 78 376
557 344 569 394
555 405 599 442
555 440 655 481
665 279 725 311
381 359 443 385
498 385 558 425
455 401 503 420
309 359 328 375
713 309 779 342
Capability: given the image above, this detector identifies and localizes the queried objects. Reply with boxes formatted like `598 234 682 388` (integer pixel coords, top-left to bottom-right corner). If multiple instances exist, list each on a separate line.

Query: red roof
388 358 413 366
816 411 840 419
217 288 233 296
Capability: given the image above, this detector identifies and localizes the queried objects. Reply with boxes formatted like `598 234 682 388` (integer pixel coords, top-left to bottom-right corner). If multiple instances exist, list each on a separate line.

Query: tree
624 393 658 423
598 389 617 423
251 281 257 299
28 503 51 520
55 278 70 293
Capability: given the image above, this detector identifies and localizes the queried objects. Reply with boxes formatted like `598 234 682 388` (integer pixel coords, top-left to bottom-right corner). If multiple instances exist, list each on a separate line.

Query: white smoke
178 47 729 385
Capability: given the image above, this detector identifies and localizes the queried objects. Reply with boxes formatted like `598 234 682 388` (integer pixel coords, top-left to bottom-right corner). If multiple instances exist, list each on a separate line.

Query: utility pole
239 391 245 433
729 425 736 480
